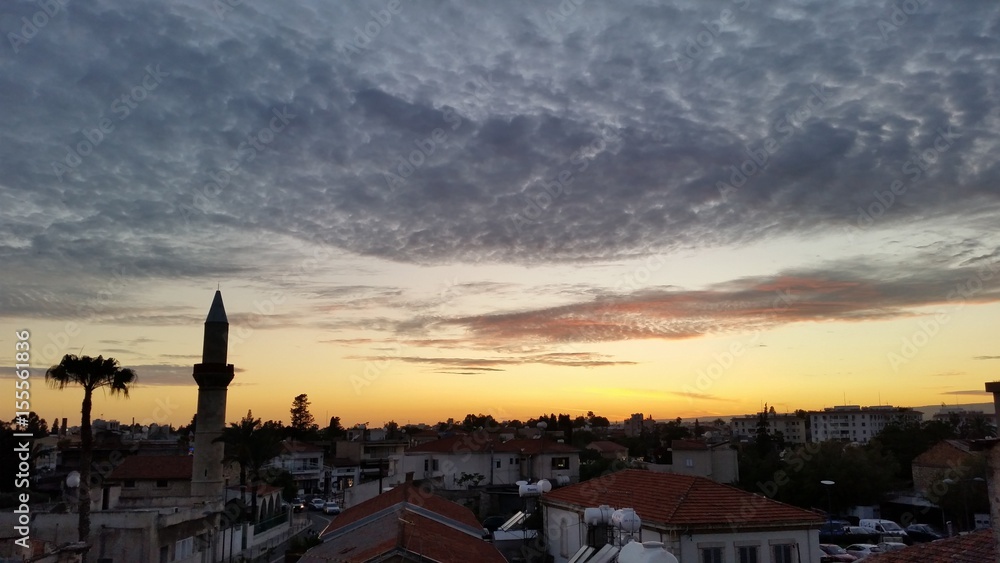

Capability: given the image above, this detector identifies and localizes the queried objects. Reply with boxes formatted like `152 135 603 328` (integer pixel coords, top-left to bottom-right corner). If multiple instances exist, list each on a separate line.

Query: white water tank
519 483 541 497
584 505 614 525
536 479 552 493
617 541 678 563
611 508 641 532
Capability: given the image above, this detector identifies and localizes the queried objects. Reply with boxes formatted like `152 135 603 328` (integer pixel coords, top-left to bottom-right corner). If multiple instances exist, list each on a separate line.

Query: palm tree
215 411 282 526
45 354 137 544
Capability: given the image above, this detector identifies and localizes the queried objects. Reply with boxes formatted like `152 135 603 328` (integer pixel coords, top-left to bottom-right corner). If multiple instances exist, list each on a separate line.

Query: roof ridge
663 473 698 522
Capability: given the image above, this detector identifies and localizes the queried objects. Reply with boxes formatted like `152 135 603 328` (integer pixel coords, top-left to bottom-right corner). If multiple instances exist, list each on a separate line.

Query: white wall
544 504 819 563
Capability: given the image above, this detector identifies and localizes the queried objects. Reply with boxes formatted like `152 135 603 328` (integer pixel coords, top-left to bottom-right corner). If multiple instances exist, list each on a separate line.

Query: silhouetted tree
289 394 317 439
46 354 137 543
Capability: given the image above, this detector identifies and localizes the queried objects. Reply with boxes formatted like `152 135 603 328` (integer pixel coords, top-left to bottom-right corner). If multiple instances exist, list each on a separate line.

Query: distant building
731 412 807 445
865 528 993 562
624 413 656 437
808 405 922 444
911 439 977 496
266 439 324 494
586 440 629 461
637 440 739 484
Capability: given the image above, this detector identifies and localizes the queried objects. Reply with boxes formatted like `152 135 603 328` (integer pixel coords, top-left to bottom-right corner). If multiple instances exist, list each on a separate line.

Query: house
394 433 581 490
639 440 739 483
105 455 195 508
865 527 993 562
587 440 629 461
266 439 324 495
300 476 506 563
540 469 824 563
912 439 977 496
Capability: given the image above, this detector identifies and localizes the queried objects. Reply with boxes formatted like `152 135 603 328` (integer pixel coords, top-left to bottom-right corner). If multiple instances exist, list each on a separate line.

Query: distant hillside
674 402 996 425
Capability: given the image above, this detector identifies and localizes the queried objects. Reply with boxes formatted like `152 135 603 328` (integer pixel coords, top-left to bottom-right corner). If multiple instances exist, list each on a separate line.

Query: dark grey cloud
1 0 999 314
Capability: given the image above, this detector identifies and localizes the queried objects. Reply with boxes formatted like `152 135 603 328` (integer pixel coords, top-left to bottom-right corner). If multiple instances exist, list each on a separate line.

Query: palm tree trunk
79 387 93 543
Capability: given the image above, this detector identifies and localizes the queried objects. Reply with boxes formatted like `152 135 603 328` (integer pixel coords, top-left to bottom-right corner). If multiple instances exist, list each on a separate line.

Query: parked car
905 523 945 543
858 518 909 543
845 544 883 560
290 497 306 512
309 498 326 511
323 501 341 515
877 541 907 552
820 543 858 562
834 526 880 545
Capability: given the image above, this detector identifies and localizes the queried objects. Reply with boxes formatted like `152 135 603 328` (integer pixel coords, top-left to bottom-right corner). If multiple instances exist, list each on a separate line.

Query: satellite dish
66 471 81 488
536 421 547 429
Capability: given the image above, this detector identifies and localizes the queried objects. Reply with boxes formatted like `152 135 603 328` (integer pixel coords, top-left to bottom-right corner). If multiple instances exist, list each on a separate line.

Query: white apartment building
808 405 922 444
730 413 807 445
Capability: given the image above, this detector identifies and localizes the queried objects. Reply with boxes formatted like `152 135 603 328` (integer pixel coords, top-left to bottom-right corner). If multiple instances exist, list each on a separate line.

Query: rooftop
406 433 579 455
305 480 504 563
865 528 993 563
542 469 824 530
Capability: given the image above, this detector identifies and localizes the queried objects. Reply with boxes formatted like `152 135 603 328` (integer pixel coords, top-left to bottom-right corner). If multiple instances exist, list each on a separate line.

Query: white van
859 519 909 541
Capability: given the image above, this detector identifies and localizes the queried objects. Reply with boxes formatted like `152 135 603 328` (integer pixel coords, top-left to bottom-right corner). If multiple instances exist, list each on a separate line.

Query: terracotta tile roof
305 481 503 563
542 469 823 530
671 439 709 450
405 433 578 455
866 529 994 563
303 510 505 563
323 480 482 534
912 440 974 468
281 439 324 453
107 455 192 480
587 441 629 453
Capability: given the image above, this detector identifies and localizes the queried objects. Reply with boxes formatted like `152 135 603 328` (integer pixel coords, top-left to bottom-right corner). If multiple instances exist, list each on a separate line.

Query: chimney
62 417 68 436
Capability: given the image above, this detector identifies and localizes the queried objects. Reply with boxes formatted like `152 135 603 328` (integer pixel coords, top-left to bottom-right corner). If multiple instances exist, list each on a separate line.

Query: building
911 439 977 496
808 405 922 444
731 412 807 445
865 527 993 562
541 469 824 563
624 413 656 437
586 440 629 461
394 433 581 490
639 440 739 483
266 439 324 495
300 476 505 563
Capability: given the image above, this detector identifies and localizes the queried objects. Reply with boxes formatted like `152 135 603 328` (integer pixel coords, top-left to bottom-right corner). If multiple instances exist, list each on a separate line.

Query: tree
289 394 316 438
216 411 282 524
324 416 345 440
45 354 137 543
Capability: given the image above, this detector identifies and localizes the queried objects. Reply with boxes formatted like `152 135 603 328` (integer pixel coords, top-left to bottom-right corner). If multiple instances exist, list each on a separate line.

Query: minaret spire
191 291 235 500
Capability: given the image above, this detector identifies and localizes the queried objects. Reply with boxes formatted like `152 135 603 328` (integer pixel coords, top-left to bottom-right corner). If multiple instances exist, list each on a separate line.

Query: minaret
191 290 235 499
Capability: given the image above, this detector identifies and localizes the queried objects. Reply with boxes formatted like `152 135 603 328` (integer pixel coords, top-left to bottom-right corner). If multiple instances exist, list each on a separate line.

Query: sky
2 1 999 430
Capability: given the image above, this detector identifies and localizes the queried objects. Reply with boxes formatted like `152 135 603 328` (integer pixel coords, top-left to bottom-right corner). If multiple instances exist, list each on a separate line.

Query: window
173 537 194 561
423 459 429 472
700 547 723 563
496 459 501 469
551 457 569 470
772 544 794 563
123 479 136 488
685 458 694 467
156 479 169 488
432 459 439 471
737 546 759 563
